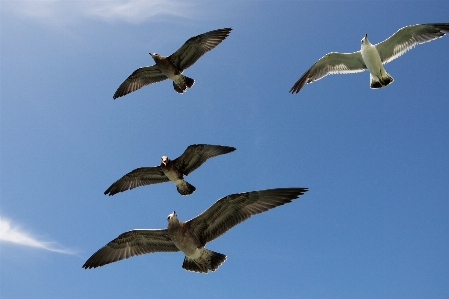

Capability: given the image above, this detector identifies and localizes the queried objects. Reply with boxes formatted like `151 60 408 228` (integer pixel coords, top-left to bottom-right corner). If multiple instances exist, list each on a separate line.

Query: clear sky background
1 1 448 298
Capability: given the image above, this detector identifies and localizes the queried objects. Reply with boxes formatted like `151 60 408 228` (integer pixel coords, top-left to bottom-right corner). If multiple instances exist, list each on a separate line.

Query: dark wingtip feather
290 69 310 94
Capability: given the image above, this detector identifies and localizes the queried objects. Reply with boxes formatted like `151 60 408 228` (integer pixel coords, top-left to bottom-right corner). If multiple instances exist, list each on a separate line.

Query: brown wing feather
187 188 308 246
173 144 236 175
169 28 232 71
104 166 169 196
82 229 179 269
113 65 168 99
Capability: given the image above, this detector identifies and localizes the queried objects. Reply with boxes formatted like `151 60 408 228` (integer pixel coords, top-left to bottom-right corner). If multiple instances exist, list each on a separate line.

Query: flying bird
104 144 236 196
83 187 309 273
290 23 449 93
113 28 232 98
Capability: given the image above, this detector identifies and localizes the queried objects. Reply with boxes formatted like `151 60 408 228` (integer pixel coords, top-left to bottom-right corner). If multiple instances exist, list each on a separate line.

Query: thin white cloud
2 0 198 25
87 0 197 23
0 217 75 254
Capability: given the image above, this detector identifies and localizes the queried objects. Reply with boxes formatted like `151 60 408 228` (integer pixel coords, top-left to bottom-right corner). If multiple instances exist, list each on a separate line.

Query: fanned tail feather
370 71 394 89
173 76 195 93
176 181 196 195
184 76 194 88
182 249 226 273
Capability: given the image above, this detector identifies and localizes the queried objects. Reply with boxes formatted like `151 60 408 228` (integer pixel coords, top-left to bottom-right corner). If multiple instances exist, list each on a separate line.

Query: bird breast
361 44 384 76
161 164 184 183
168 224 202 258
154 58 182 79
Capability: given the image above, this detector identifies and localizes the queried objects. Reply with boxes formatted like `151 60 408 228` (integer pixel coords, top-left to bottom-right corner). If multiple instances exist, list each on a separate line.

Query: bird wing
168 28 232 71
82 229 179 269
290 51 366 93
187 188 308 246
173 144 236 176
113 65 168 99
104 166 169 196
376 23 449 64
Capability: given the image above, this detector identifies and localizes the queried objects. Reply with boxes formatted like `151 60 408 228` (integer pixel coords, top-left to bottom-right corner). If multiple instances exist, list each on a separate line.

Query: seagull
104 144 236 196
83 187 309 273
113 28 232 98
290 23 449 93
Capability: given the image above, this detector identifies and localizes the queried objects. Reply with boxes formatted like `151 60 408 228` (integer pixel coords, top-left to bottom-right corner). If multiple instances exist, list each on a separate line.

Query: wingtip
104 186 117 196
104 187 112 196
113 91 124 99
227 146 237 153
289 84 303 94
290 69 310 94
82 261 95 269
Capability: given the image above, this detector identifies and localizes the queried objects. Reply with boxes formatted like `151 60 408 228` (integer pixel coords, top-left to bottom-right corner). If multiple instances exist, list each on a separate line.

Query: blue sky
1 1 448 298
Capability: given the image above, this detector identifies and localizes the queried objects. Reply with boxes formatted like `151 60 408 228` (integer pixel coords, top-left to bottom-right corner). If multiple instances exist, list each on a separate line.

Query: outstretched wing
169 28 232 71
187 188 309 246
375 23 449 64
104 166 169 196
113 66 168 99
82 229 179 269
290 51 366 93
173 144 236 176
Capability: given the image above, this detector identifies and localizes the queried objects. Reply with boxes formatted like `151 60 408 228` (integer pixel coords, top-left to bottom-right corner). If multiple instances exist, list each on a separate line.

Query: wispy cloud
2 0 198 25
87 0 197 24
0 217 75 254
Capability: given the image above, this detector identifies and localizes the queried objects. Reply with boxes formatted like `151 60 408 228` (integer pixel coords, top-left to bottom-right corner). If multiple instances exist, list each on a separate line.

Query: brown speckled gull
113 28 232 98
104 144 236 196
83 187 309 273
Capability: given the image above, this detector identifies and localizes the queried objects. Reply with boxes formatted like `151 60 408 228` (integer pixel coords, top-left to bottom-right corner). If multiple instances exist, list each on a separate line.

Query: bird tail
182 249 226 273
173 76 195 93
370 71 394 89
176 180 196 195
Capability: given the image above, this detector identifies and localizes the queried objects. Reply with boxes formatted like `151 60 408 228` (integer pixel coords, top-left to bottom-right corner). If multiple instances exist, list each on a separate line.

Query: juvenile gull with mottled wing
104 144 236 196
83 187 309 273
113 28 232 98
290 23 449 93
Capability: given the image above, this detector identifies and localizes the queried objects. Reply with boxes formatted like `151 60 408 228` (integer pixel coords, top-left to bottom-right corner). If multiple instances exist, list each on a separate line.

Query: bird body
83 188 309 273
360 34 394 88
290 23 449 93
160 155 196 195
149 53 194 93
166 213 200 257
167 212 225 272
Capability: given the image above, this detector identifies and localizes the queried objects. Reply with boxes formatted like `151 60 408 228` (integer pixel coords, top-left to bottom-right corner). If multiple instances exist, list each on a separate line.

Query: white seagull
290 23 449 93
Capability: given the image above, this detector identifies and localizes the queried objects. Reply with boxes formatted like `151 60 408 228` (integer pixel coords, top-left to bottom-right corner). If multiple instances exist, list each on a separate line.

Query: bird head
161 156 169 166
361 33 369 46
150 53 160 61
167 211 178 223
